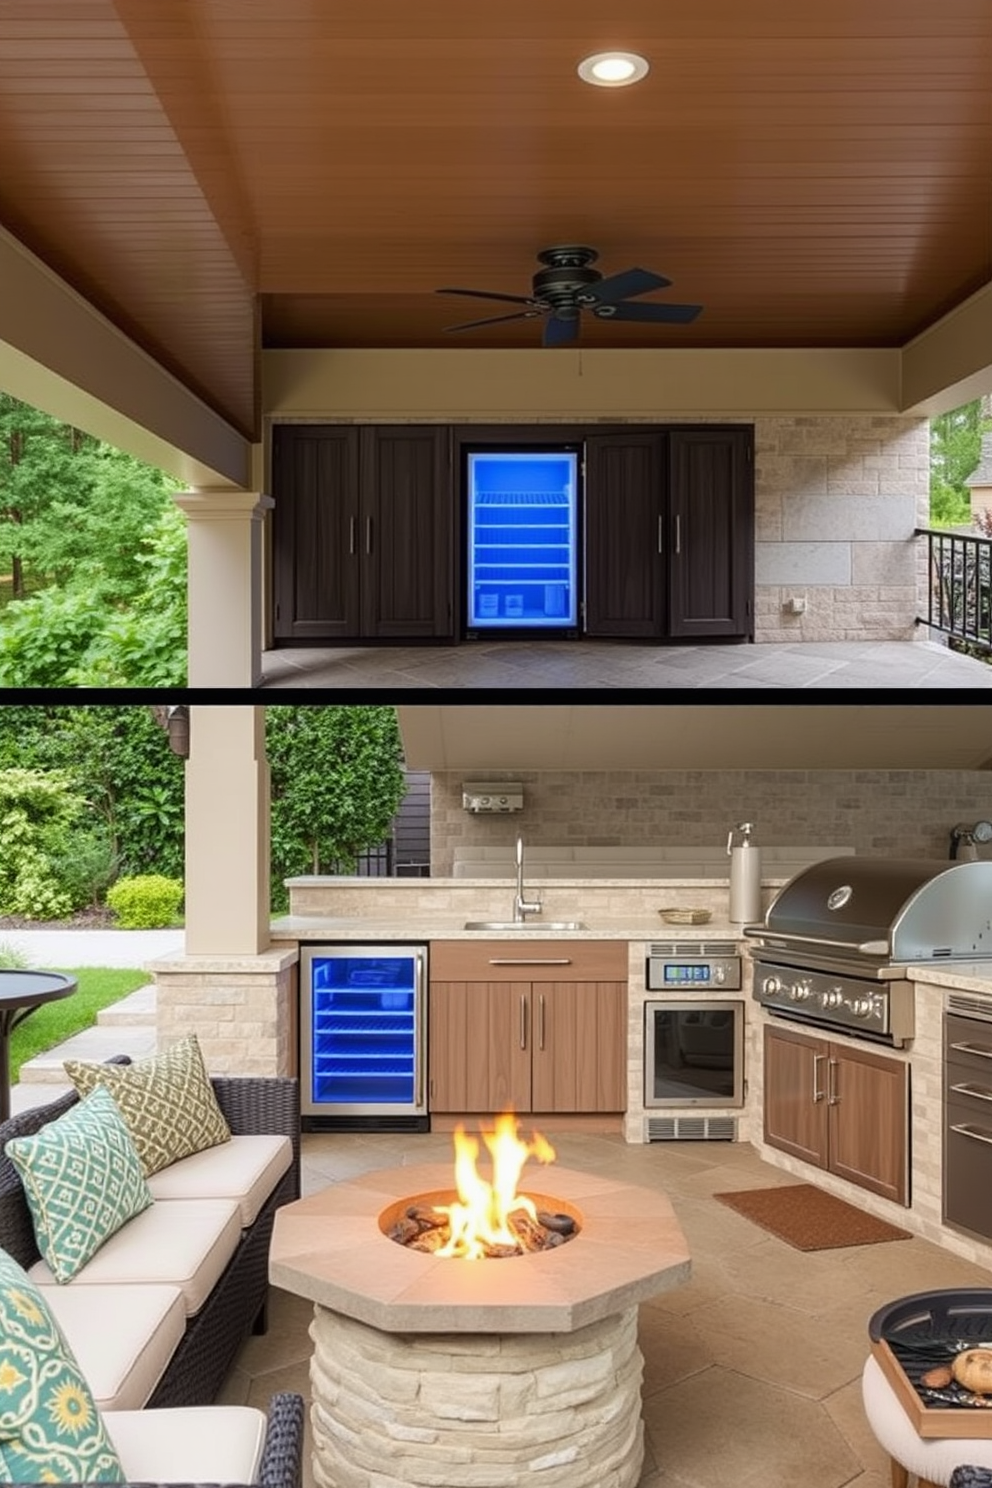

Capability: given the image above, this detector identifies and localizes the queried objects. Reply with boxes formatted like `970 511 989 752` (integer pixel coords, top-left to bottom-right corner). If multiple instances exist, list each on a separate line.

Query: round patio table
0 970 77 1123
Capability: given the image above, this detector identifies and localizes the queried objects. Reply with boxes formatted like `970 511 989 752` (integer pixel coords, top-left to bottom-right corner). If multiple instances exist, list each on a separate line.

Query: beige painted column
184 705 270 955
151 705 298 1077
174 488 274 689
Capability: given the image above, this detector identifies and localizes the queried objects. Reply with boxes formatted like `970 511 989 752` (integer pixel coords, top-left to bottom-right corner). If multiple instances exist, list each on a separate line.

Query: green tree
266 707 406 903
931 399 992 527
0 396 91 599
0 768 90 918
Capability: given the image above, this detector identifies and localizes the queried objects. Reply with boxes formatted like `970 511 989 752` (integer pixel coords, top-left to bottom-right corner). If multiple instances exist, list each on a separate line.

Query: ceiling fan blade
580 267 672 306
436 287 536 306
596 300 703 324
444 310 542 333
543 313 580 348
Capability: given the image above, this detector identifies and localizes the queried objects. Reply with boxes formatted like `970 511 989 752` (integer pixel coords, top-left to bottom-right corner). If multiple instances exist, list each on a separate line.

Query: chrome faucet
513 835 543 923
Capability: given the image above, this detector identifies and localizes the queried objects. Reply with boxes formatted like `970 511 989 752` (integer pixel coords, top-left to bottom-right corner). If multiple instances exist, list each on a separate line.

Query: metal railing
917 528 992 653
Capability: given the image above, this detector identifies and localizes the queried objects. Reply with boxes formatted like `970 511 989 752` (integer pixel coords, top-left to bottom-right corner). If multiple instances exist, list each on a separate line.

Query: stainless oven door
644 999 744 1108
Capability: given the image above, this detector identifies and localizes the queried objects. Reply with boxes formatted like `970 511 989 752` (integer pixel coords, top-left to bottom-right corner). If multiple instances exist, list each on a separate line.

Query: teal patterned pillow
6 1084 153 1283
0 1246 124 1481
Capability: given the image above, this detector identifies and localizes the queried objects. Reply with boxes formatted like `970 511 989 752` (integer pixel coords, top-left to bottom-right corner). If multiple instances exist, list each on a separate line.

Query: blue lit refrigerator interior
466 449 580 635
300 945 428 1130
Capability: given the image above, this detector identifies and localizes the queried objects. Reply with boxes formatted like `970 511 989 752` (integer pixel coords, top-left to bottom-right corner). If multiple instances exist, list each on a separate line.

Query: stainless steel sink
462 920 587 931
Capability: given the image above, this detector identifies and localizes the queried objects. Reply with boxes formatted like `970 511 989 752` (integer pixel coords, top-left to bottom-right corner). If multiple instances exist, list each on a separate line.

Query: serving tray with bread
868 1289 992 1437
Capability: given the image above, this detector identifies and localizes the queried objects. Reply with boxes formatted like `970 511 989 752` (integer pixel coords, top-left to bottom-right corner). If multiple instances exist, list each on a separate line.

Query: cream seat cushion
27 1198 242 1316
861 1355 992 1483
40 1282 185 1412
146 1133 292 1226
103 1405 268 1484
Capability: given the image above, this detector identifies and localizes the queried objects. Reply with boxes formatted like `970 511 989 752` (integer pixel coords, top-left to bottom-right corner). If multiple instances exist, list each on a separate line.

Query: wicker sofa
0 1063 301 1411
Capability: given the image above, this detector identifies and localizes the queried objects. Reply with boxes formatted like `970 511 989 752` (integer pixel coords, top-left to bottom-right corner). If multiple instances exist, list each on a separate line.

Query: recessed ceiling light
577 51 650 87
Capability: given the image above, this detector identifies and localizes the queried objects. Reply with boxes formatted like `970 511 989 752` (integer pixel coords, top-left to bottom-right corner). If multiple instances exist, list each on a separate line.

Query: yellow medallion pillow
0 1246 125 1481
63 1033 231 1177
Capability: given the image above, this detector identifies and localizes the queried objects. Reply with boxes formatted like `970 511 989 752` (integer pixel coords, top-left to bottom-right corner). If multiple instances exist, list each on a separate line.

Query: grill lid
744 856 992 963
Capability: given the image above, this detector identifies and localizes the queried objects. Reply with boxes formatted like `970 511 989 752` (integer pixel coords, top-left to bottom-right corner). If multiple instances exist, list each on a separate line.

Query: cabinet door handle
539 993 546 1051
488 958 572 966
657 516 664 555
812 1053 826 1103
520 994 528 1050
674 514 682 555
349 517 356 555
366 517 373 554
951 1122 992 1148
827 1057 839 1106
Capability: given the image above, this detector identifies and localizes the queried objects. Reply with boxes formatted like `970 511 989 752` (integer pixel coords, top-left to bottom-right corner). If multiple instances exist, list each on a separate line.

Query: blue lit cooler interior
310 953 417 1106
467 451 578 629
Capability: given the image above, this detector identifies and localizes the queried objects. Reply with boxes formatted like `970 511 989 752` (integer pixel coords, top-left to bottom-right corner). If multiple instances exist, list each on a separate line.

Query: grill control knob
762 976 781 995
851 997 875 1018
821 987 844 1010
789 981 812 1002
712 967 726 985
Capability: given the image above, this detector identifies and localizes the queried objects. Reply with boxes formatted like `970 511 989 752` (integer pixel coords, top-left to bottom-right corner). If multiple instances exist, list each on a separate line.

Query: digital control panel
646 942 742 991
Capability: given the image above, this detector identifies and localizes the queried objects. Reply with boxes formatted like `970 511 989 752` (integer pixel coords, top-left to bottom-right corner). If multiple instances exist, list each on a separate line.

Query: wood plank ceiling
0 0 989 438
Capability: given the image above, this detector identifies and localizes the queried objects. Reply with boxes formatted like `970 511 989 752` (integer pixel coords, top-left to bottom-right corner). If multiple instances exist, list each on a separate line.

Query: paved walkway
0 928 184 969
259 637 992 689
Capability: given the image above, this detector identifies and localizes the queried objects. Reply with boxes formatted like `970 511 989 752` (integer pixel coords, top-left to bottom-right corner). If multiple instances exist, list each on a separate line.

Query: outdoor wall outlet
784 595 807 615
461 782 524 813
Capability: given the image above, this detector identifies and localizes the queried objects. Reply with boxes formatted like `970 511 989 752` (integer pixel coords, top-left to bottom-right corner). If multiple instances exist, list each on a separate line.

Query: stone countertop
270 914 746 943
907 962 992 994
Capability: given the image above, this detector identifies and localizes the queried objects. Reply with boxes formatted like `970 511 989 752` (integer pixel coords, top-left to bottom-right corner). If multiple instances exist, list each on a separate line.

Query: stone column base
309 1303 645 1488
147 949 299 1077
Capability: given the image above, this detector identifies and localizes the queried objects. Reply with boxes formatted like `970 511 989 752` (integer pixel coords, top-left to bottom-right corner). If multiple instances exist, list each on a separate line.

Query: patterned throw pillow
6 1085 153 1285
64 1033 232 1177
0 1247 124 1482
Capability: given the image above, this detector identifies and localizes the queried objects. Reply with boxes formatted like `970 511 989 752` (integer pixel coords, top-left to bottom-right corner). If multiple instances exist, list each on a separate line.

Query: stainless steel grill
743 857 992 1046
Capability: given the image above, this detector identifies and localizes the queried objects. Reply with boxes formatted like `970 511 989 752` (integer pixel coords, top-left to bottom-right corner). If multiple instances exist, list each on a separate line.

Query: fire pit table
269 1161 691 1488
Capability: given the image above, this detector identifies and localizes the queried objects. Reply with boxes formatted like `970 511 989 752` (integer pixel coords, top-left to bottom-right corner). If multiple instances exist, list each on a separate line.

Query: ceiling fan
436 244 703 348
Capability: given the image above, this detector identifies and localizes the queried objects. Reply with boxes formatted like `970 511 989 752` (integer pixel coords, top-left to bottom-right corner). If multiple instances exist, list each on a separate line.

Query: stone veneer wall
150 950 299 1077
753 415 929 642
429 769 992 875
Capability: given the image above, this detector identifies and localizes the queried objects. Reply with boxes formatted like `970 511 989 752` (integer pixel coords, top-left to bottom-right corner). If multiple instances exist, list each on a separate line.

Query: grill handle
743 927 890 957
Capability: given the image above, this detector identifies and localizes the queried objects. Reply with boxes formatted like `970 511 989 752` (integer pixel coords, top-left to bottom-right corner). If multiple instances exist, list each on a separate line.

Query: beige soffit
395 706 992 773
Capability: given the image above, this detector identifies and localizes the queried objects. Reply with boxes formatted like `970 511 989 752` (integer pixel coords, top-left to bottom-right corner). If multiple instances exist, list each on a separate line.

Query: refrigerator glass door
467 450 579 630
302 946 426 1115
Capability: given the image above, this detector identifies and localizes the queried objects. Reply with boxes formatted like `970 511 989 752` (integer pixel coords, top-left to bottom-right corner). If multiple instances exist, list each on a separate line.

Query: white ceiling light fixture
577 51 650 88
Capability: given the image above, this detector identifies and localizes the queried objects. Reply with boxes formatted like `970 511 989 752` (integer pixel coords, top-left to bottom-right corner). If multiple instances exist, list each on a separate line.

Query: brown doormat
714 1183 913 1251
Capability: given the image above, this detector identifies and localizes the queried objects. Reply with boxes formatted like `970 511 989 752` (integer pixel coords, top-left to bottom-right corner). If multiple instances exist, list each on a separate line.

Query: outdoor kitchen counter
905 962 992 995
269 915 743 942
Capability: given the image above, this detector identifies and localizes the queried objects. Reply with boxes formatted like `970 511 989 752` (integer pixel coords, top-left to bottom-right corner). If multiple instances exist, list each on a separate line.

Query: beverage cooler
300 945 429 1131
465 448 580 635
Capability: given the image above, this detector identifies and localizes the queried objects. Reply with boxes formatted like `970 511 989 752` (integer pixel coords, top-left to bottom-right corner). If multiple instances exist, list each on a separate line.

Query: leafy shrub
48 823 119 910
106 874 184 929
0 768 88 919
0 939 31 969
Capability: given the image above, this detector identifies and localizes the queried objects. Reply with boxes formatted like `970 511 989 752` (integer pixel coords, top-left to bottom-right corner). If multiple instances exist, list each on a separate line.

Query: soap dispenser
727 821 762 923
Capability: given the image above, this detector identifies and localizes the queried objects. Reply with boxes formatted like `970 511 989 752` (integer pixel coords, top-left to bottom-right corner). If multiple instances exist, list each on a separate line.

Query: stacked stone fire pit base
310 1305 643 1488
270 1163 691 1488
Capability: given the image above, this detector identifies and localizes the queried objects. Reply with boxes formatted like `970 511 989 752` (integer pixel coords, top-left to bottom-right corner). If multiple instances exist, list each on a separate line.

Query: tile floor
222 1128 992 1488
258 638 992 691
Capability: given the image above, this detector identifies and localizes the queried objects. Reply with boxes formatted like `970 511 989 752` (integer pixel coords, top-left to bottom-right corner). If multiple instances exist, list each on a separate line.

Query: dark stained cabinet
272 424 452 641
584 426 753 640
668 428 753 639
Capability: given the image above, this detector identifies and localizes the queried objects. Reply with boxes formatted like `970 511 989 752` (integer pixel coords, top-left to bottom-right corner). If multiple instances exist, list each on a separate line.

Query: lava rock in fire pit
537 1210 577 1236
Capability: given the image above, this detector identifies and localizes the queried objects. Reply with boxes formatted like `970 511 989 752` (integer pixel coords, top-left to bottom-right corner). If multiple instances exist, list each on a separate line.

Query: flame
435 1114 556 1259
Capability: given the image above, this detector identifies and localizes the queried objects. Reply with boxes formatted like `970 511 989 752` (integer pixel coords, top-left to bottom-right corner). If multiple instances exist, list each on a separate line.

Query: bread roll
921 1364 953 1389
952 1349 992 1394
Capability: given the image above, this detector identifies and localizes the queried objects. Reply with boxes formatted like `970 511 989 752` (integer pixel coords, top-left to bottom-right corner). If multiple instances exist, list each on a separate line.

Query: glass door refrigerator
300 944 428 1131
465 448 580 636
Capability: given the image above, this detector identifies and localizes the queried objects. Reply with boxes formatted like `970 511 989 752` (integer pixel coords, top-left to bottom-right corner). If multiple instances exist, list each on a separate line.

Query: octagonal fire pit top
269 1161 691 1334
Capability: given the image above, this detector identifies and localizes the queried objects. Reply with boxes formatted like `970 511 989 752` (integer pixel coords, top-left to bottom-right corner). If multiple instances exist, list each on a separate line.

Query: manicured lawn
9 967 148 1082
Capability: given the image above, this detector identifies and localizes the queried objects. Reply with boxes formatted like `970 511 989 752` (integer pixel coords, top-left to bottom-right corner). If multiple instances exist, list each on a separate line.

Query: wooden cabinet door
428 982 531 1112
827 1044 908 1205
667 428 754 639
584 432 664 636
361 426 452 638
763 1024 829 1168
531 981 627 1112
271 425 361 639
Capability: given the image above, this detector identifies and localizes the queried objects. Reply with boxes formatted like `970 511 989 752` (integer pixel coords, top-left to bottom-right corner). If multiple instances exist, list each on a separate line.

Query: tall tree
931 400 992 527
0 396 92 598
